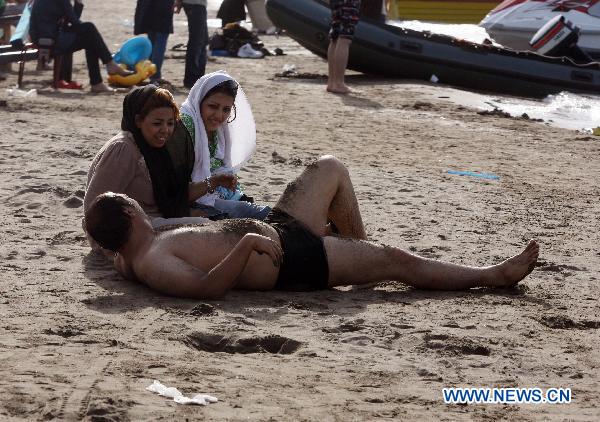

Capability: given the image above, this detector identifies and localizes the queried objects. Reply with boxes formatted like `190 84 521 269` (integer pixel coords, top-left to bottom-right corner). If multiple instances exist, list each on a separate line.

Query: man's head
85 193 144 252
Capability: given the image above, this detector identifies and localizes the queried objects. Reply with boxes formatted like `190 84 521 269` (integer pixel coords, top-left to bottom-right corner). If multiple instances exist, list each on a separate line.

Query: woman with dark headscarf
84 85 236 237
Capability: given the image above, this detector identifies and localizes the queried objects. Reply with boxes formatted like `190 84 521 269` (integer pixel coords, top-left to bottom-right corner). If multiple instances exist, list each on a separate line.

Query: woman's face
200 92 235 132
135 107 175 148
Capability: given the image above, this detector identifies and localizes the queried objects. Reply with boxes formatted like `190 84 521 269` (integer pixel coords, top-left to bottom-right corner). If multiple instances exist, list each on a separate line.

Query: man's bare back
133 219 282 295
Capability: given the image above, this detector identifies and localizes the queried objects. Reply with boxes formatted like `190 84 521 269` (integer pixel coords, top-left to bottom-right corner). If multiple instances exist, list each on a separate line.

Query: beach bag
221 24 262 57
209 32 227 50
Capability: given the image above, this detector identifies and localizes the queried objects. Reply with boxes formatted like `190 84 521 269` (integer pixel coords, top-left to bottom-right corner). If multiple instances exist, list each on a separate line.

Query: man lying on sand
85 155 539 299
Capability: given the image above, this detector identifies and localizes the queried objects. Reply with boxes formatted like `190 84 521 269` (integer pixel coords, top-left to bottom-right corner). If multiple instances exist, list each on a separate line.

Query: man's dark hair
85 194 133 252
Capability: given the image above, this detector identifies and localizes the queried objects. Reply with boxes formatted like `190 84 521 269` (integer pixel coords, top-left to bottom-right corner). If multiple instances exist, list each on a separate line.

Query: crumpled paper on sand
146 380 218 406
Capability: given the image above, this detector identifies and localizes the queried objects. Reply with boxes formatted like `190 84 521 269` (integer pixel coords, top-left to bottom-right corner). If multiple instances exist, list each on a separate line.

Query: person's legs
148 31 169 80
183 3 208 88
67 22 131 88
327 37 352 93
327 0 359 93
273 155 367 239
324 237 539 290
66 22 107 85
214 198 271 220
326 38 338 89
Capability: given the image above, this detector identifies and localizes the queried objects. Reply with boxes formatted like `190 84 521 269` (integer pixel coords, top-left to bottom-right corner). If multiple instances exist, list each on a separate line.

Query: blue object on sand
114 36 152 67
447 170 500 180
210 49 230 57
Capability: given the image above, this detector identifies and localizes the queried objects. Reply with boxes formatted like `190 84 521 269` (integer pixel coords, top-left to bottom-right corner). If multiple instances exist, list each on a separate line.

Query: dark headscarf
121 85 194 218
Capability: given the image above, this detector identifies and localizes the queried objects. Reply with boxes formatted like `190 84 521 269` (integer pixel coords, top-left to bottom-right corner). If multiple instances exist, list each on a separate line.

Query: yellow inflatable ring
107 60 157 87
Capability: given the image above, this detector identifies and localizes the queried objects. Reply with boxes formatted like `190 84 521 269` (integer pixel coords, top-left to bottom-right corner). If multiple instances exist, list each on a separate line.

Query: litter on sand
447 170 500 180
146 380 218 406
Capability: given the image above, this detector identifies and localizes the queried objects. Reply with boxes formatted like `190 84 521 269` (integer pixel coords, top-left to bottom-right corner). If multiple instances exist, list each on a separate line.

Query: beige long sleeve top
84 131 161 218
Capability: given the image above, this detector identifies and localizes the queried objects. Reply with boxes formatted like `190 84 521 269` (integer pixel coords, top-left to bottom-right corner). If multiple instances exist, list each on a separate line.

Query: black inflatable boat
265 0 600 97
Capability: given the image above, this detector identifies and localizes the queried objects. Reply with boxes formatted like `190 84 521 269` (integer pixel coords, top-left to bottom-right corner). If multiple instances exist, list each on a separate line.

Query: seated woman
84 85 238 238
180 70 270 219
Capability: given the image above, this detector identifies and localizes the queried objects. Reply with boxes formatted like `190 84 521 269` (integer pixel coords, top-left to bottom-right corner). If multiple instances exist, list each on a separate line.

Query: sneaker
237 43 263 59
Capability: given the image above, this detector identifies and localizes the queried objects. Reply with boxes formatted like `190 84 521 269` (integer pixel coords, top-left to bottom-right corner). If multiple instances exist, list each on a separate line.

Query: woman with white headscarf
180 70 271 219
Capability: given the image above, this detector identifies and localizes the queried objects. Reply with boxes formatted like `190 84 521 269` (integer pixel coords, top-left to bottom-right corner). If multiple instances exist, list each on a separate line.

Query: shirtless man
85 155 540 299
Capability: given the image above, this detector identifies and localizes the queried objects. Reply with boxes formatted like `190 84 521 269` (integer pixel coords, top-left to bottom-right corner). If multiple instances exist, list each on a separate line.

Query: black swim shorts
329 0 362 40
265 208 329 291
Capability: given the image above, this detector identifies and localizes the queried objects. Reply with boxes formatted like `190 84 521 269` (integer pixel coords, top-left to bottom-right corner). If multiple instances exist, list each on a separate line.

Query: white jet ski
480 0 600 58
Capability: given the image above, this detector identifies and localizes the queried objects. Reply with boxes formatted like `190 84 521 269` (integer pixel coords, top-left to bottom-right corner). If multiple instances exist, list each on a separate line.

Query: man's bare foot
327 83 351 94
487 240 539 287
106 61 134 77
90 82 115 93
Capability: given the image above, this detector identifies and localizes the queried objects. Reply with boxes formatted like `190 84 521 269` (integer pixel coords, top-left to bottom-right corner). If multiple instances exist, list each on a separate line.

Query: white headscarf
180 70 256 205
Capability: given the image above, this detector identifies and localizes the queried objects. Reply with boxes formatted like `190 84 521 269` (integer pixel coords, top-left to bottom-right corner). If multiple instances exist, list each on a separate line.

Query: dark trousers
59 22 113 85
217 0 245 27
183 3 208 88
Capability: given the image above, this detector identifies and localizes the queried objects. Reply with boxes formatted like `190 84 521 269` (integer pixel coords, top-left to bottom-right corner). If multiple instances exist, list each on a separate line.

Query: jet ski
480 0 600 59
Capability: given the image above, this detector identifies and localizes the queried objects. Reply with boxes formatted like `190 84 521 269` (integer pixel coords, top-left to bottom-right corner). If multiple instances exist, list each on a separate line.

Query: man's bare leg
327 39 337 89
274 155 367 239
327 37 352 94
325 237 539 290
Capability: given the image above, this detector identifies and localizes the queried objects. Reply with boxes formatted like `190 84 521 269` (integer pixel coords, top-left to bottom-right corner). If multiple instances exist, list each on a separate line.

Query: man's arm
141 234 282 299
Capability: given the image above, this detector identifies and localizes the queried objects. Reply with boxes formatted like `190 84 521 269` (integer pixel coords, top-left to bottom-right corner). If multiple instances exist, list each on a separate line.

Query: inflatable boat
265 0 600 97
480 0 600 58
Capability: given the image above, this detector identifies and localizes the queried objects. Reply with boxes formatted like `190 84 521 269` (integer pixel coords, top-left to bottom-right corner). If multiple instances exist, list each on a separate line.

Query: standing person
134 0 175 83
174 0 208 88
29 0 132 92
327 0 361 94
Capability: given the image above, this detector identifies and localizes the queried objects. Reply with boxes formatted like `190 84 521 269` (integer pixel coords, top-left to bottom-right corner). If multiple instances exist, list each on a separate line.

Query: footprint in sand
85 398 130 421
189 303 216 317
184 332 301 354
43 325 85 338
63 196 83 208
538 315 600 330
340 335 374 346
416 368 443 382
423 333 491 356
48 231 83 246
322 319 365 334
268 177 287 186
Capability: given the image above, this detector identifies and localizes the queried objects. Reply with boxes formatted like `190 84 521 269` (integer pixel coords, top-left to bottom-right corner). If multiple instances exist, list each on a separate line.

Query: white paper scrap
146 380 218 406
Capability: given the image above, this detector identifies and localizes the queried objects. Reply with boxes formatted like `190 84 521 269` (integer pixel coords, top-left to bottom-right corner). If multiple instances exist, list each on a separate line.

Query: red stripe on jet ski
531 21 565 49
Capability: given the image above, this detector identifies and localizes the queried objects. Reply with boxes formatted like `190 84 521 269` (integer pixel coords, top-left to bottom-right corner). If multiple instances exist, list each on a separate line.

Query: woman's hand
242 233 283 267
210 173 237 191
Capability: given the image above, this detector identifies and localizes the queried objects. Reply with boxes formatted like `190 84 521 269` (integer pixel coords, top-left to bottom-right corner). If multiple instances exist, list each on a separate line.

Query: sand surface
1 1 599 420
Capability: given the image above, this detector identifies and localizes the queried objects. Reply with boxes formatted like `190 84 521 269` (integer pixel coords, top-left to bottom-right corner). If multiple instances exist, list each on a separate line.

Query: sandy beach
1 0 599 420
